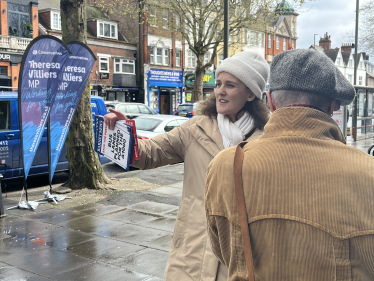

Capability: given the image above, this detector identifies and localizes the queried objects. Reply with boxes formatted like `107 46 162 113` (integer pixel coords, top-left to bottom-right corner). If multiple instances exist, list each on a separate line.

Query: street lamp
314 34 319 48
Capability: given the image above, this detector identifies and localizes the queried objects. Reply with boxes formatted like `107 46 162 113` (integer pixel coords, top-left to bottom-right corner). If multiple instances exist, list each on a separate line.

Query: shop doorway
159 89 176 115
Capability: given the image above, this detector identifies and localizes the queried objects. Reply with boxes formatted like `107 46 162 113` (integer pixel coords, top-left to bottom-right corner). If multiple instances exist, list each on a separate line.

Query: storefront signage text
148 68 183 84
0 53 11 61
185 72 215 85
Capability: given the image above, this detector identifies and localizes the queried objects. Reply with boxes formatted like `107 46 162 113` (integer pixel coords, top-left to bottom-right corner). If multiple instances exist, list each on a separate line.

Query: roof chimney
341 43 353 53
319 32 331 50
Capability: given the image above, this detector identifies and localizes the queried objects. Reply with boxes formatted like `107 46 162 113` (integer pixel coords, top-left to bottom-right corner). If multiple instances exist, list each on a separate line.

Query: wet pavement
0 164 184 281
0 138 373 280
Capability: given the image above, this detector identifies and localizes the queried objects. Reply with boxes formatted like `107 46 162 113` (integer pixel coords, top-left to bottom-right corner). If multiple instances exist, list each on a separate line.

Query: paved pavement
0 138 373 281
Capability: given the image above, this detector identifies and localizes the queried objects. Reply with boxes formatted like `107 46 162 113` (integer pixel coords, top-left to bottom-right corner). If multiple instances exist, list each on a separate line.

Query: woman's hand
104 108 127 130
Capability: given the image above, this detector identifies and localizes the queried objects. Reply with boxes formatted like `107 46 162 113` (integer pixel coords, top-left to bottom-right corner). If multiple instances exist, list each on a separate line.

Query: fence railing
0 35 32 51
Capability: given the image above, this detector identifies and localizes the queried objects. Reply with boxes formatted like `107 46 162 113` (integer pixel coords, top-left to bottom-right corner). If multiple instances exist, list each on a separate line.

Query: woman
104 51 269 280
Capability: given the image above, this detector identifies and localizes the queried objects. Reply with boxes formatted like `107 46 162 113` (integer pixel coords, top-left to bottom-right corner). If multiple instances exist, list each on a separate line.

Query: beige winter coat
133 115 263 281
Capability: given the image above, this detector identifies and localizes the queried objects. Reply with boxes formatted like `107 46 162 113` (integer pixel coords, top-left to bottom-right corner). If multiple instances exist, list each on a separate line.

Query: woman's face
215 72 255 122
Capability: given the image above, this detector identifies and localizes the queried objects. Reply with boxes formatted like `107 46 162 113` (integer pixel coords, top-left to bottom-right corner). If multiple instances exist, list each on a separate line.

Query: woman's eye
215 83 221 87
227 84 234 88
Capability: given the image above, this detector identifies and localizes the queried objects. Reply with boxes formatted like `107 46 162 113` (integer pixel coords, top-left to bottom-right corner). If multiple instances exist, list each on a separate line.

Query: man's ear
266 91 276 112
327 99 336 115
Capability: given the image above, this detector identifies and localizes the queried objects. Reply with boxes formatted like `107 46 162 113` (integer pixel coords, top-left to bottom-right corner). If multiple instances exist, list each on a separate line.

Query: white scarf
217 112 254 149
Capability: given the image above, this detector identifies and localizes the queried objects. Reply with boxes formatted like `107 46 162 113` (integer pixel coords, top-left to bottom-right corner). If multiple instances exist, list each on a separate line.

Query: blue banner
49 42 96 182
18 36 71 179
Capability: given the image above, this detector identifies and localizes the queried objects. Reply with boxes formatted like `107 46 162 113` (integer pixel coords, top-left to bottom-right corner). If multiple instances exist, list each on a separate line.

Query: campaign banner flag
49 42 96 182
18 35 71 179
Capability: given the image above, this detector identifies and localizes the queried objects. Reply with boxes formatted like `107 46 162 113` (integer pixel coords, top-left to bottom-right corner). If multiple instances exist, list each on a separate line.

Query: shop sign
148 68 183 84
100 73 109 79
185 72 215 85
0 53 10 61
332 106 345 135
186 93 192 101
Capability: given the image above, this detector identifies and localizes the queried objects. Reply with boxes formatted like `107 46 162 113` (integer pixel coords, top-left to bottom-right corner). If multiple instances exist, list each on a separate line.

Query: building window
218 54 224 65
7 3 30 37
359 76 363 85
292 22 295 36
0 66 7 75
204 52 210 65
150 47 169 65
99 56 110 72
229 32 233 42
283 38 286 50
243 29 247 43
157 48 163 64
349 59 353 68
348 74 353 84
359 61 363 69
114 59 135 74
188 50 196 68
162 10 168 29
164 49 169 65
276 36 280 50
337 57 341 66
292 40 295 49
98 21 117 39
51 12 61 30
268 34 272 48
176 49 181 67
150 6 157 26
175 15 180 30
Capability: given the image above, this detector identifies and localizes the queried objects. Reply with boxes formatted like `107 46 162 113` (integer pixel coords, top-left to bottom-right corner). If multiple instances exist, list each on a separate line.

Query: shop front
185 72 215 101
147 68 184 114
0 52 23 91
355 87 374 139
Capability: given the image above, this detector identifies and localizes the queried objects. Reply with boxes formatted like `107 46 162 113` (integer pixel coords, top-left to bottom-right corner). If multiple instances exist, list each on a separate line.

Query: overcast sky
296 0 357 50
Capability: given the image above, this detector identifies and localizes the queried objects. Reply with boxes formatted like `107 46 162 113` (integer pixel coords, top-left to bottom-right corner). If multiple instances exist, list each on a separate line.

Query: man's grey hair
270 90 341 111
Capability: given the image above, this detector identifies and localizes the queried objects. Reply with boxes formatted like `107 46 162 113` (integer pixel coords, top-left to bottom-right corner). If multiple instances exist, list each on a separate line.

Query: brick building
0 0 38 91
38 0 139 102
87 0 185 114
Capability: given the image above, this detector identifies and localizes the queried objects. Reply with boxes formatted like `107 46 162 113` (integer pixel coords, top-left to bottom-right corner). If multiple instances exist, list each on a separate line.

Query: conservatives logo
31 50 63 56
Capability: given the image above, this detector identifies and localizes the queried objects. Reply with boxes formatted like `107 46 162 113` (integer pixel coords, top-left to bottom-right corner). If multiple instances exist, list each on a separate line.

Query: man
205 49 374 280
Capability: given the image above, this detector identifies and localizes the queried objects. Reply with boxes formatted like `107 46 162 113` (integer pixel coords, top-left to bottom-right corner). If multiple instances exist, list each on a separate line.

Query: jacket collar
188 116 263 157
261 107 346 144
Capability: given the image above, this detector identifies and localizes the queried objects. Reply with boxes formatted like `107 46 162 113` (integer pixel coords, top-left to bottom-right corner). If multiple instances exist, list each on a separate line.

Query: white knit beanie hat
216 51 270 99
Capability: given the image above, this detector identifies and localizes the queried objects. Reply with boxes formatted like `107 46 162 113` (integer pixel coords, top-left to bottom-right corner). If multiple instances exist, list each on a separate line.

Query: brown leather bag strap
234 142 255 281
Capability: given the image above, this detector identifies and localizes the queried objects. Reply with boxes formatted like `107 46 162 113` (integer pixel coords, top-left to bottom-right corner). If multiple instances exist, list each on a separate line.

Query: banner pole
47 116 52 194
17 65 28 203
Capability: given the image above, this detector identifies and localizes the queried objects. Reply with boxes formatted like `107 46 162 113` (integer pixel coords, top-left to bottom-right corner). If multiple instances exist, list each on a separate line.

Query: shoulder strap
234 142 255 281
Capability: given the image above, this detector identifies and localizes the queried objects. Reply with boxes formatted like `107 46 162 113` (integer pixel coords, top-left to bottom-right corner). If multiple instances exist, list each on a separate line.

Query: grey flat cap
269 49 355 106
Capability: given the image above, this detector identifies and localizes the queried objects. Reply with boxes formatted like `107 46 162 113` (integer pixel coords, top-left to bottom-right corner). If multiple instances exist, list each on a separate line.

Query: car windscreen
134 118 162 131
105 104 115 113
177 105 193 111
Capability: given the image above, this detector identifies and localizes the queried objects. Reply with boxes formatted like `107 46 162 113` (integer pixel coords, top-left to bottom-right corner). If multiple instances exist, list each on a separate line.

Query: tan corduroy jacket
133 115 263 281
205 107 374 281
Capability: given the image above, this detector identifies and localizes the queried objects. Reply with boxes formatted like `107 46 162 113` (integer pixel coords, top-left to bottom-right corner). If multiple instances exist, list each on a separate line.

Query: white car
134 115 189 139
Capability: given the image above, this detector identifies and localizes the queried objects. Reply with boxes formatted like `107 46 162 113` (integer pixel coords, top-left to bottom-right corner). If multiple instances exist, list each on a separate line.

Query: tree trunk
191 67 205 102
61 0 111 189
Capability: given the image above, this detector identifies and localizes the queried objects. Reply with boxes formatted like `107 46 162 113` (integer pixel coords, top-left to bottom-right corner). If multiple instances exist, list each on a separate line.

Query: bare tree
358 0 374 56
61 0 111 189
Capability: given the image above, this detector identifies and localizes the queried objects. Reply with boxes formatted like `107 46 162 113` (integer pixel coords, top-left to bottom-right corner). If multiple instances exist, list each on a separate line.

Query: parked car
105 101 158 119
174 103 197 118
0 93 110 180
134 115 189 139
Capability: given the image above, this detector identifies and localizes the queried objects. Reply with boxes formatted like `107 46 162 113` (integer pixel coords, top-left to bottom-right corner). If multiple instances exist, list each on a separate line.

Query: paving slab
97 223 170 245
57 215 125 234
66 202 126 216
7 247 92 279
66 236 145 262
0 219 61 240
101 209 161 224
112 248 169 279
98 190 181 207
141 233 172 252
24 208 86 225
53 261 156 281
27 227 96 251
0 262 51 281
125 201 179 216
137 217 176 232
150 186 183 197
